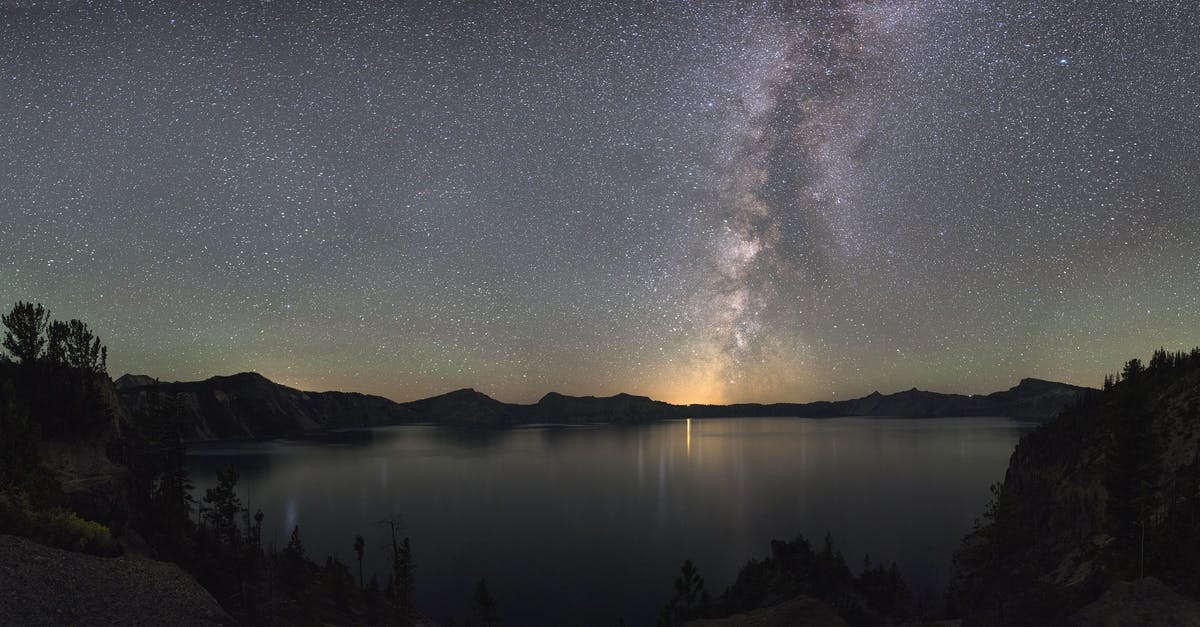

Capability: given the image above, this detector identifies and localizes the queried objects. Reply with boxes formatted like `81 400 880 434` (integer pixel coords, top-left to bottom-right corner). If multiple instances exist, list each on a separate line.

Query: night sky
2 1 1198 404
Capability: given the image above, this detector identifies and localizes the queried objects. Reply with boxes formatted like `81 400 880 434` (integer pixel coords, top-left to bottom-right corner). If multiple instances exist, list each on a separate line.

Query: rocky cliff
116 372 417 440
949 349 1200 625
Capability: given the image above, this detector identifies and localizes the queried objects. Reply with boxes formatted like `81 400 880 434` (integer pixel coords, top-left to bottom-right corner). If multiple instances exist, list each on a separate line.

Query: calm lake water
188 417 1033 625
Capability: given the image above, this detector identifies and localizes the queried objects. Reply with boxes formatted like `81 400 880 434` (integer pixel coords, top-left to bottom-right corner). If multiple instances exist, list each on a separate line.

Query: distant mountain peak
536 390 655 405
612 392 652 401
408 387 508 407
114 373 158 390
443 387 494 399
206 371 272 386
1018 377 1053 384
1006 377 1089 394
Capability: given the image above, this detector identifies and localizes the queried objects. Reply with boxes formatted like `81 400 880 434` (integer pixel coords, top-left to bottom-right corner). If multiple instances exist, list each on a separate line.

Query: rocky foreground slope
684 596 848 627
116 372 1091 441
0 534 230 626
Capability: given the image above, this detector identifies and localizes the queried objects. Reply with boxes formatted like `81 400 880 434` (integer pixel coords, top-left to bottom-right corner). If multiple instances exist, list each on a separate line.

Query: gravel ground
683 596 849 627
1069 577 1200 627
0 534 231 626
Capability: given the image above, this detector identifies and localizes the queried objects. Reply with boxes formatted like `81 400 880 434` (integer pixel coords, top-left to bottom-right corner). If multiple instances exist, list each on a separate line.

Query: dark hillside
949 348 1200 625
1 303 427 625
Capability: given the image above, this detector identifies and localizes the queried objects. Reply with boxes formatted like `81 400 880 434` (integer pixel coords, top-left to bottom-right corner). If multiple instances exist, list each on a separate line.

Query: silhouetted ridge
114 372 1093 441
118 372 417 440
113 373 157 390
402 387 514 427
205 371 271 385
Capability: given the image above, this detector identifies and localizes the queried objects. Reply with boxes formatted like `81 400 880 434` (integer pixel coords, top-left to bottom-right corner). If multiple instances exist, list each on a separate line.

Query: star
0 0 1196 405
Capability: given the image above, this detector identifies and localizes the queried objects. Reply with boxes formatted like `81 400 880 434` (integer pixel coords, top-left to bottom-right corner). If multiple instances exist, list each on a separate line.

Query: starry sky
2 0 1198 404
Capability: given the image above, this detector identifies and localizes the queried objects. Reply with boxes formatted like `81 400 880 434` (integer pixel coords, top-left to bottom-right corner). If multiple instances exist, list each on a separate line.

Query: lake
188 417 1033 625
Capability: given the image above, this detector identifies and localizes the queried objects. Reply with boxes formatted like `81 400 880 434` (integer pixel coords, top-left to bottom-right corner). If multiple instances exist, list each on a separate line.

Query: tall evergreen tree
2 301 49 364
1106 358 1160 575
473 578 498 626
673 559 706 615
380 515 415 610
279 524 313 594
46 320 67 366
151 394 195 547
659 559 709 625
47 319 106 374
202 466 245 549
354 534 365 589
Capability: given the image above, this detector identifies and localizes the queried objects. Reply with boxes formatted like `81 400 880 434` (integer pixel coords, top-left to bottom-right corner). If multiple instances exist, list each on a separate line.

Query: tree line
3 300 106 373
658 532 913 627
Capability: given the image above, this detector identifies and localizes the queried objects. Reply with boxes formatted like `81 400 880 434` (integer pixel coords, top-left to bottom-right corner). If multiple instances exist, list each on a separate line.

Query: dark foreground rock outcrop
949 349 1200 625
0 534 231 626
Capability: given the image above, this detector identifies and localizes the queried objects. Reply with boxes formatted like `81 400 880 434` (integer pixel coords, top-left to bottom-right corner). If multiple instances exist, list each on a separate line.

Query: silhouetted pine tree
1106 358 1161 576
202 466 244 550
658 559 709 625
46 319 106 374
279 524 313 593
152 394 195 549
1 302 49 365
354 534 365 589
380 515 415 611
473 578 498 626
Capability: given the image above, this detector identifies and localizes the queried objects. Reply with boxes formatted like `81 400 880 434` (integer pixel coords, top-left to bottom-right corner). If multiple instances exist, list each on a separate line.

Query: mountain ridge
115 371 1094 441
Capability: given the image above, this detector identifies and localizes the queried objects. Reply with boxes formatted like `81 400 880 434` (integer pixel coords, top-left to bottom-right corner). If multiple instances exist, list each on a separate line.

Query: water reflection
188 417 1032 626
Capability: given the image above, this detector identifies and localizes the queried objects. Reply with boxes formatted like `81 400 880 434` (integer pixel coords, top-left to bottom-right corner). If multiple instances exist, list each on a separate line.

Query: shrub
0 490 121 557
41 507 122 556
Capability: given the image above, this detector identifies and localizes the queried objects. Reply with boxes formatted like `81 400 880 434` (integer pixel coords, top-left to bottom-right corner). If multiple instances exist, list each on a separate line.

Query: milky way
692 1 918 401
2 1 1198 403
